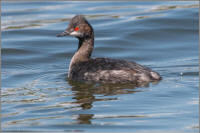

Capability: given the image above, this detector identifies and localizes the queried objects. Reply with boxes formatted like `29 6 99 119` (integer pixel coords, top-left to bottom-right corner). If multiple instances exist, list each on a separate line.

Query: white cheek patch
70 31 81 36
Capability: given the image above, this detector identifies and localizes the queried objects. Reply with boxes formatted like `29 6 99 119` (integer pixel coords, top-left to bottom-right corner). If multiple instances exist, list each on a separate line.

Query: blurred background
2 1 199 132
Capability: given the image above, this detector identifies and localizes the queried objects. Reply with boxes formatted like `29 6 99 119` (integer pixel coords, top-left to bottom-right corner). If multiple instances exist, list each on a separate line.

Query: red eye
74 27 79 31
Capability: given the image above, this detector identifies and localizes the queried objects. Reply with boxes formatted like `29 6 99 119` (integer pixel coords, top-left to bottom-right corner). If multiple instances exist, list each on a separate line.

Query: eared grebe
57 15 161 84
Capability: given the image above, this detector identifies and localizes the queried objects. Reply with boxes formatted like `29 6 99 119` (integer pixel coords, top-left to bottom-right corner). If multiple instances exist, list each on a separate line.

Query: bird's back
69 58 161 84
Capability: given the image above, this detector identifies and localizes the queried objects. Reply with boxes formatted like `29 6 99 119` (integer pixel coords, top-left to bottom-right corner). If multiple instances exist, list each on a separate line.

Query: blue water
2 1 199 132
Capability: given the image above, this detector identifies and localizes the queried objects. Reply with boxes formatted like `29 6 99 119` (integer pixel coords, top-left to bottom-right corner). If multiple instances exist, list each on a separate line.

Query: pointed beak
56 31 70 37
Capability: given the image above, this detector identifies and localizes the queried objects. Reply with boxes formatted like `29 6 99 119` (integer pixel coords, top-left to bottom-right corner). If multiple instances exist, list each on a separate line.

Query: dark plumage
57 15 161 84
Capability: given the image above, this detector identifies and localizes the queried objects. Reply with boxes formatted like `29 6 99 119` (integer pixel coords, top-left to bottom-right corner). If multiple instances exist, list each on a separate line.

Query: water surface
2 1 199 132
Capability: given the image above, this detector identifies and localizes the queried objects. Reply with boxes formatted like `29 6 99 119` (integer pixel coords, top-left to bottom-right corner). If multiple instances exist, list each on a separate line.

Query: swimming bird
57 15 161 84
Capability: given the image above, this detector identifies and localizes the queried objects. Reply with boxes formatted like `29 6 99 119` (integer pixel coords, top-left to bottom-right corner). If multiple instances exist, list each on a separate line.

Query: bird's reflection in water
67 80 159 125
77 114 94 124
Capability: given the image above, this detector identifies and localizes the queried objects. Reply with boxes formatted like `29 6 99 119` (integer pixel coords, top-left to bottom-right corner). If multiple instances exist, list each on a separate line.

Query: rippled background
2 1 199 132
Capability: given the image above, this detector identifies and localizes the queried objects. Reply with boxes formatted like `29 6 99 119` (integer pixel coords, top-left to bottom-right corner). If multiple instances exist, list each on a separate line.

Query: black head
57 15 93 39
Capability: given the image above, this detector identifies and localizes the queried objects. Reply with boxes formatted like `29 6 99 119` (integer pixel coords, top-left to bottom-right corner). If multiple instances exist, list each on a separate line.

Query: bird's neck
68 36 94 78
77 37 94 60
